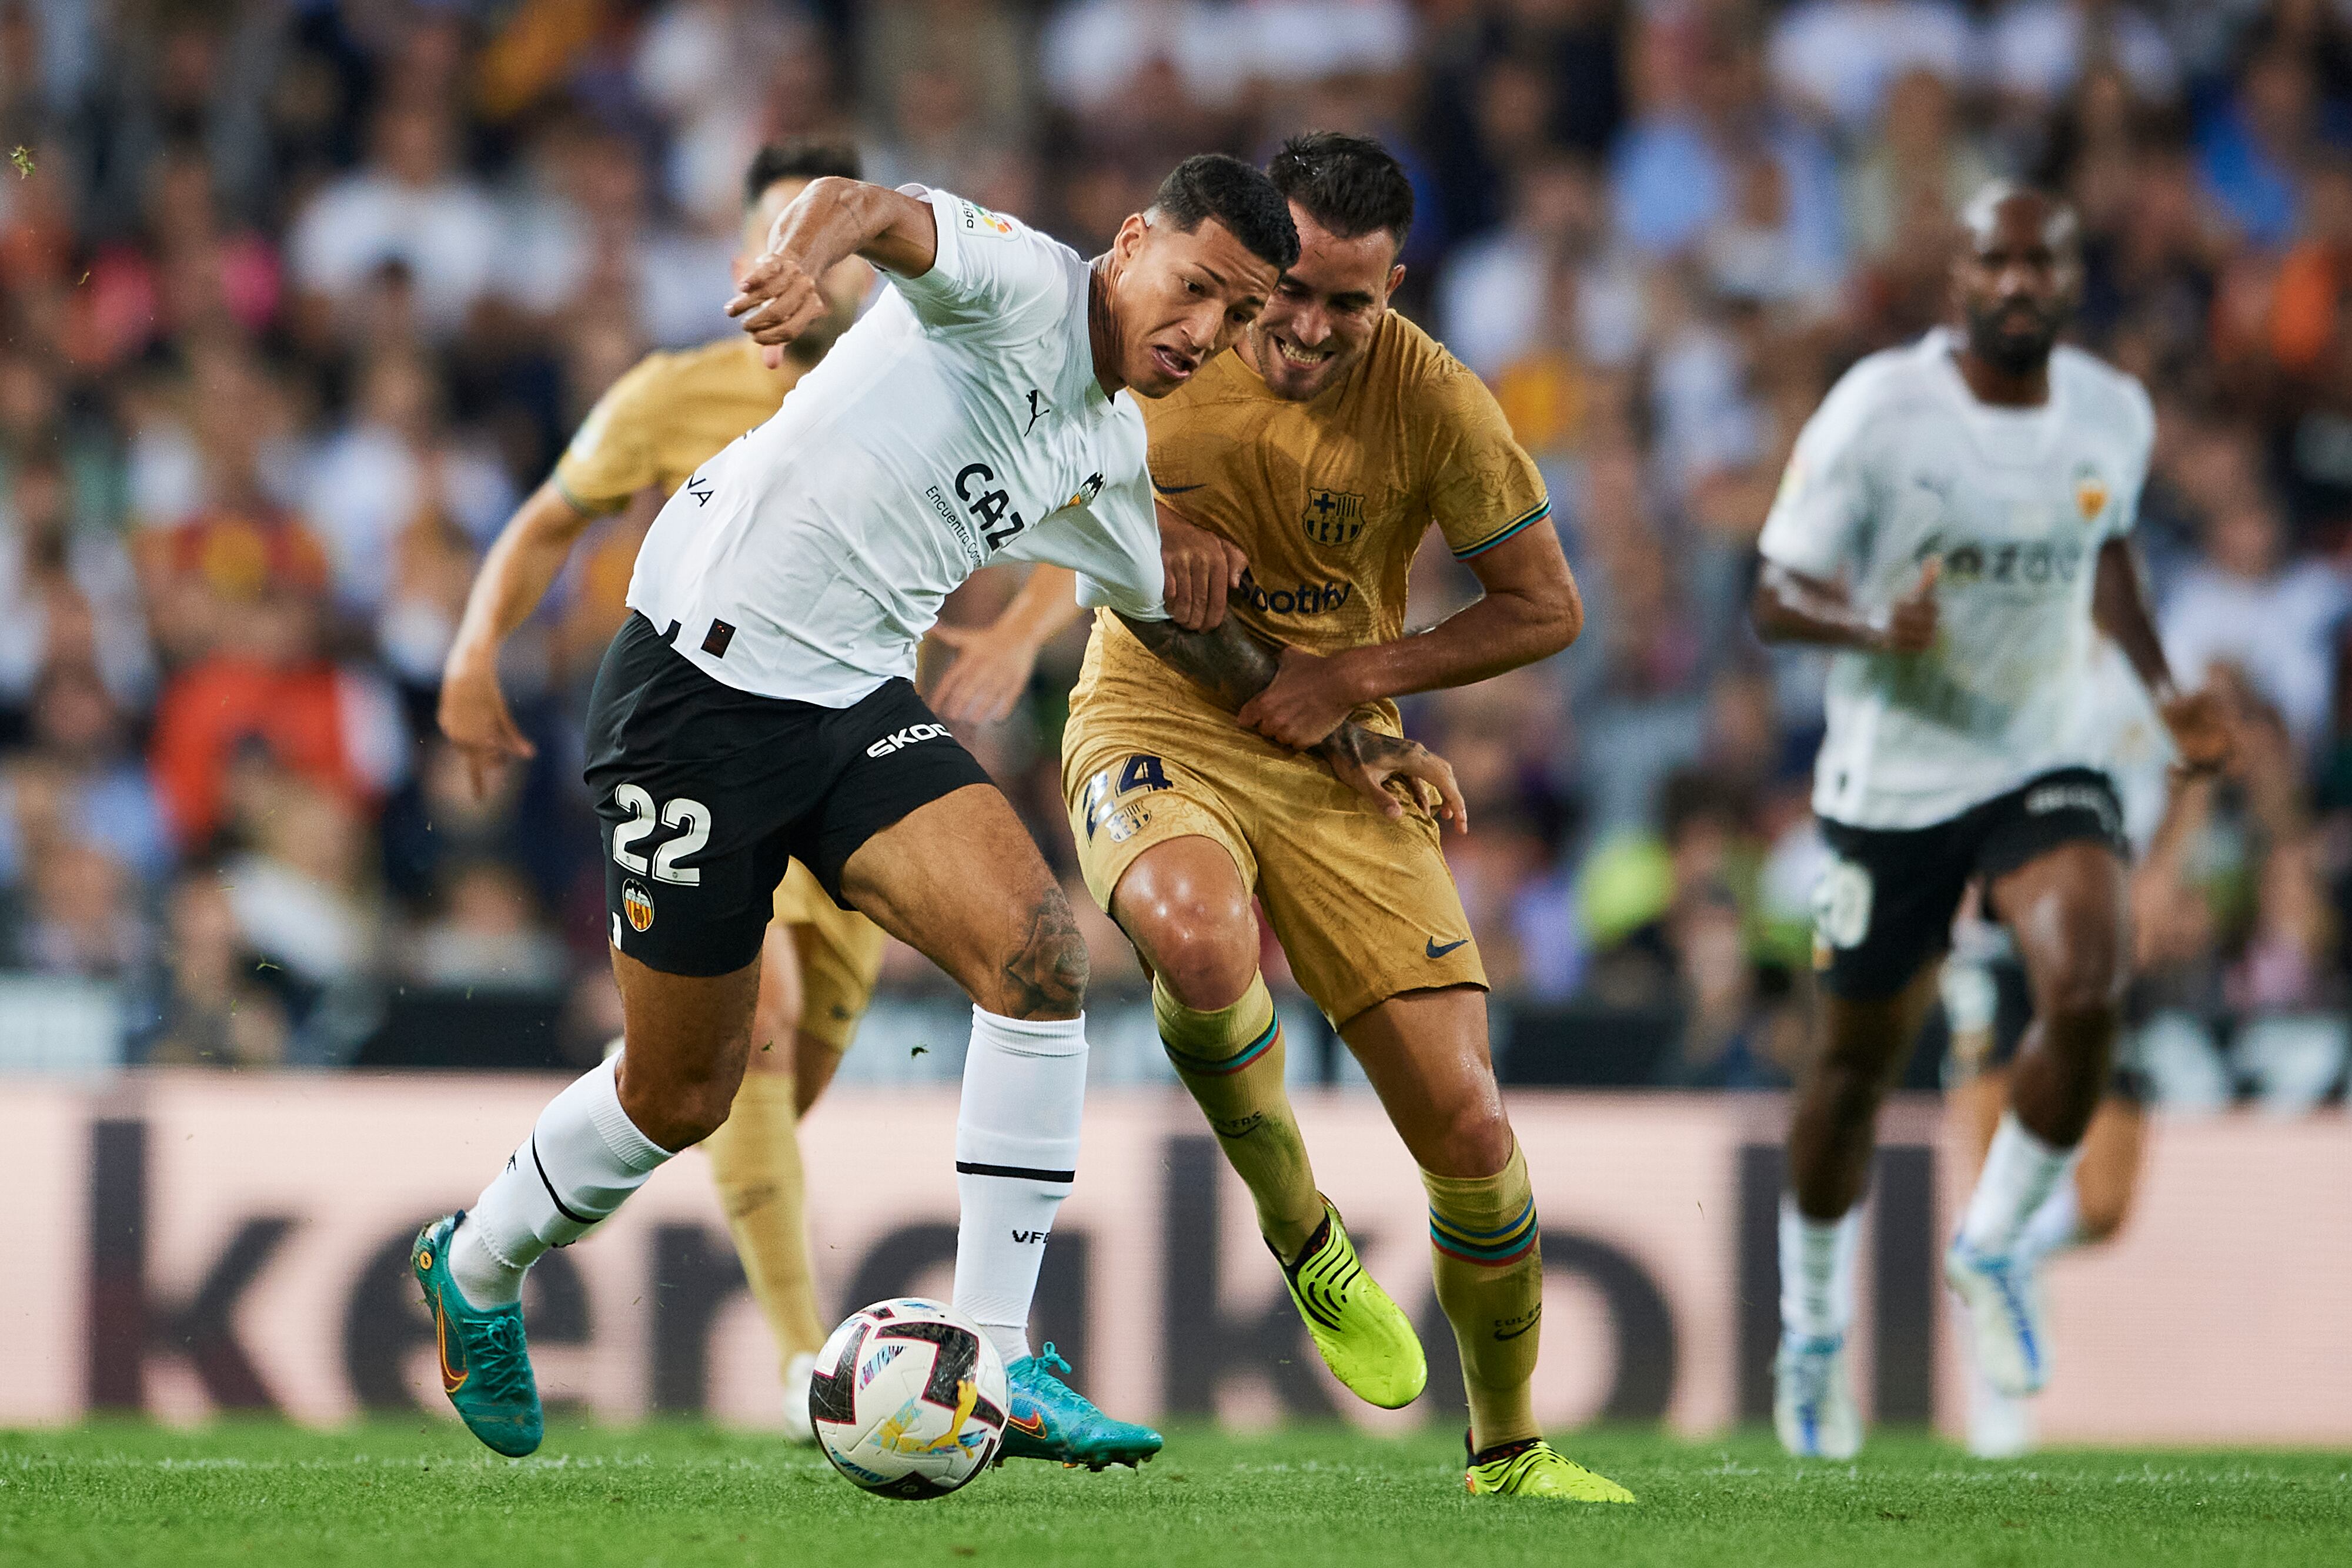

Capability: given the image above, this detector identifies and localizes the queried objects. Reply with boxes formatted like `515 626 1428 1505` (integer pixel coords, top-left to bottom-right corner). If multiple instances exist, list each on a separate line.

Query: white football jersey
1760 327 2156 829
627 189 1167 707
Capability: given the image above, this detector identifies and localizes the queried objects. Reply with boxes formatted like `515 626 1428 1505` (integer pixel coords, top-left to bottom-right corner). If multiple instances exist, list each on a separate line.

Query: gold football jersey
1131 309 1549 658
553 336 797 510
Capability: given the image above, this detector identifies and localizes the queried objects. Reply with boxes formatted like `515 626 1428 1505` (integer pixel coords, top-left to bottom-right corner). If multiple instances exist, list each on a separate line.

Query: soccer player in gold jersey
436 142 1073 1438
1060 133 1630 1502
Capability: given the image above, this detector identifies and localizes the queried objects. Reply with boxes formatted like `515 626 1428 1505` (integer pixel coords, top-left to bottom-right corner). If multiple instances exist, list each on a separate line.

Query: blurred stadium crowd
1 0 2348 1100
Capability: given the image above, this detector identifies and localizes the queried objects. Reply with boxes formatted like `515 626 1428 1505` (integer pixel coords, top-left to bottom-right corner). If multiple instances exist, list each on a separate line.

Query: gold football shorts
771 860 888 1053
1062 653 1484 1028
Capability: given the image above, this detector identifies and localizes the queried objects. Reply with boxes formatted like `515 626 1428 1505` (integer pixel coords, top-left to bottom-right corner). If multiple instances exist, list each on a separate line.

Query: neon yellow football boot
1464 1435 1636 1503
1275 1199 1426 1410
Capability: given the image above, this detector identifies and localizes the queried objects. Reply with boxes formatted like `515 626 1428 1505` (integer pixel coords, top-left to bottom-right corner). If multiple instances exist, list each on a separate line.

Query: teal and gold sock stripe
1451 499 1551 561
1161 1016 1281 1079
1429 1193 1538 1266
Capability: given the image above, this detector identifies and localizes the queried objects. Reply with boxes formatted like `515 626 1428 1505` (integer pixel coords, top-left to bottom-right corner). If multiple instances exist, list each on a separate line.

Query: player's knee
618 1062 740 1151
986 882 1090 1020
1429 1102 1515 1179
2076 1190 2130 1245
2036 956 2124 1029
1117 868 1255 1009
1141 918 1255 1011
1813 1041 1893 1115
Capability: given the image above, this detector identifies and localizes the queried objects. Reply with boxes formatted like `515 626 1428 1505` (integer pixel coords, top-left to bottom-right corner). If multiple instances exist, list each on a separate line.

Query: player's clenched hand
1871 559 1940 654
437 657 536 800
926 620 1041 726
1315 724 1468 834
2161 684 2234 777
1159 507 1247 631
1240 644 1358 750
727 253 826 369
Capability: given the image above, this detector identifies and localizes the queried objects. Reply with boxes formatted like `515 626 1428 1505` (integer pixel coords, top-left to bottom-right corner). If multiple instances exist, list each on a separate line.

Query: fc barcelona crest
1302 487 1365 547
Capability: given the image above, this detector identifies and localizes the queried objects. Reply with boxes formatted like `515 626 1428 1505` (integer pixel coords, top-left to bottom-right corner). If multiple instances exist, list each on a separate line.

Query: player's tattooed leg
998 890 1088 1020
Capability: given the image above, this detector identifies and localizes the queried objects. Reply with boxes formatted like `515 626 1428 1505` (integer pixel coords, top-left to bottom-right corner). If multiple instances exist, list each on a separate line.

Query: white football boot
1944 1236 2050 1397
780 1350 817 1444
1773 1331 1862 1460
1966 1350 2036 1459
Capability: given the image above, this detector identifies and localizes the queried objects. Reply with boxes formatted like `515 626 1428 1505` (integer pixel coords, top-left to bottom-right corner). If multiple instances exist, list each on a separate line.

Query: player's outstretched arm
2092 535 2231 775
439 478 603 798
1112 608 1466 831
1236 520 1582 750
1751 557 1939 652
727 178 936 364
927 566 1084 725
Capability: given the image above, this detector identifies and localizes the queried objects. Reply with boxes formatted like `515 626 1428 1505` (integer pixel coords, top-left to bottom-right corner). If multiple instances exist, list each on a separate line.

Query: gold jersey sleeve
552 337 790 513
1134 311 1548 660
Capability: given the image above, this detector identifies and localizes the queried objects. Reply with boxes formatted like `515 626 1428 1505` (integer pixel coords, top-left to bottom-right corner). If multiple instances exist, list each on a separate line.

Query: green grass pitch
3 1421 2345 1567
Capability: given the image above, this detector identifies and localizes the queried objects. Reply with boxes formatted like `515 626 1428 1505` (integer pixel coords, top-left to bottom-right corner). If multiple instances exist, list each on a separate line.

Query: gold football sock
1425 1141 1542 1450
1156 972 1324 1259
703 1069 827 1365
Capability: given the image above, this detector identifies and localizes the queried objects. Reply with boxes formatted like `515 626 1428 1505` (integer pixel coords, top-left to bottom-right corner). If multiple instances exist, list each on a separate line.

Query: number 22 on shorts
612 784 712 884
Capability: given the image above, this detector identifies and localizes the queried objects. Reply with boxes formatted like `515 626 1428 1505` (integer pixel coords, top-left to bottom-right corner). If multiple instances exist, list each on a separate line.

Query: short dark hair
1268 132 1414 251
1148 153 1299 272
743 141 863 208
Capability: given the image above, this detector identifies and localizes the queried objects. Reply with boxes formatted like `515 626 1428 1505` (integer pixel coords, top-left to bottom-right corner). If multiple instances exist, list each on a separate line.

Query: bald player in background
1750 182 2230 1459
437 142 1075 1436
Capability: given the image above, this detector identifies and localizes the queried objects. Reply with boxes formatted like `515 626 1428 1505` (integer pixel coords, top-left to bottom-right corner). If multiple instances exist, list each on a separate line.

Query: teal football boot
998 1343 1162 1470
412 1213 543 1457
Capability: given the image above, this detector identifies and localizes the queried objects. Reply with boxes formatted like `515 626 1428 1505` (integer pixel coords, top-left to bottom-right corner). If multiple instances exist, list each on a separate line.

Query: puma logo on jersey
866 723 951 758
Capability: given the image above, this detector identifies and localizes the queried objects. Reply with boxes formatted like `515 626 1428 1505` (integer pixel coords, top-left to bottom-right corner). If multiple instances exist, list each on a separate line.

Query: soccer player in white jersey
409 155 1462 1465
1750 183 2231 1459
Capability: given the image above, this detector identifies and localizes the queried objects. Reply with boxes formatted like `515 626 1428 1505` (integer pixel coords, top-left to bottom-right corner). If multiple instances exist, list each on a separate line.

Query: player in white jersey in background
406 156 1452 1467
1750 183 2232 1459
1940 634 2200 1456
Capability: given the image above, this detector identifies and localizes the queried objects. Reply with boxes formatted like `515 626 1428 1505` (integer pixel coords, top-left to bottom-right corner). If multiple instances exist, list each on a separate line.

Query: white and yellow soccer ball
808 1298 1008 1499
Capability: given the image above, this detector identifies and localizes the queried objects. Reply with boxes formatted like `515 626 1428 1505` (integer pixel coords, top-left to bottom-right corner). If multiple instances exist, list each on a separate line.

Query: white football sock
951 1007 1086 1367
1959 1111 2076 1256
450 1052 673 1307
1779 1195 1860 1340
2014 1177 2084 1263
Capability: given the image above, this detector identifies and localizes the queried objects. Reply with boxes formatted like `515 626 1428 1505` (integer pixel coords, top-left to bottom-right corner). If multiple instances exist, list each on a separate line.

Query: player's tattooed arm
1111 607 1283 714
1111 610 1468 831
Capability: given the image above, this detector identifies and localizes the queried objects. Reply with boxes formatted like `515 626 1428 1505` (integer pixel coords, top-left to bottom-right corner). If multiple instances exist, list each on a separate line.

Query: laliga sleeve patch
1811 856 1874 951
953 198 1017 240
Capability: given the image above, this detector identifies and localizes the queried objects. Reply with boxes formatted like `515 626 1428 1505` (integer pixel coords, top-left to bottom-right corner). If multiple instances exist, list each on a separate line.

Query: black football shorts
1812 766 2127 1001
582 613 992 977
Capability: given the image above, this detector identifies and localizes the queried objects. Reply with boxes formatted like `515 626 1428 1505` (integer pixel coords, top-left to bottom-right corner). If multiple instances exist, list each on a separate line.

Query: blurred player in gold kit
1060 134 1627 1502
436 142 1070 1437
